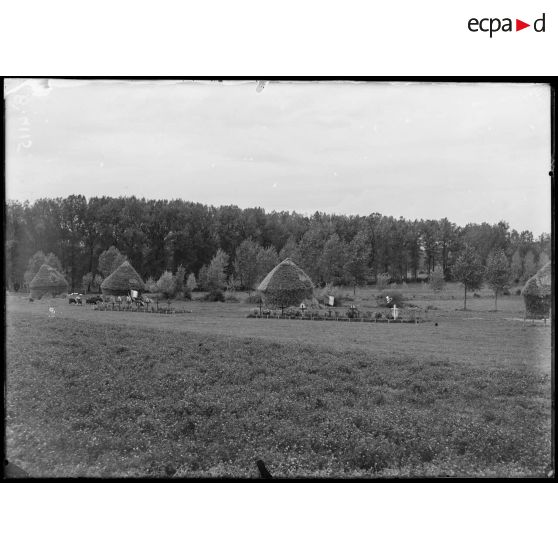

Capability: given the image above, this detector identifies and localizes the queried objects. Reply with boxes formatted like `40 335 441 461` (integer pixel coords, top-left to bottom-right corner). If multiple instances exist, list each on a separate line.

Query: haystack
101 260 146 296
29 264 68 299
522 262 551 318
257 258 314 311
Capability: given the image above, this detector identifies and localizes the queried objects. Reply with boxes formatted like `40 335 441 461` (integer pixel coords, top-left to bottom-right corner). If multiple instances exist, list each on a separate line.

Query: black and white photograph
4 78 553 479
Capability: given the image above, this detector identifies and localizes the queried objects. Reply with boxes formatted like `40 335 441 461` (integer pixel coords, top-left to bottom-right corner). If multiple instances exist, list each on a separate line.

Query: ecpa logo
468 13 546 37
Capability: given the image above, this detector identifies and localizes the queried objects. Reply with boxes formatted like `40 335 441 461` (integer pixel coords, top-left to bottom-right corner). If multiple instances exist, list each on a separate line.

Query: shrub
145 277 157 293
226 275 241 293
156 271 177 299
225 293 239 303
204 289 225 302
381 290 404 308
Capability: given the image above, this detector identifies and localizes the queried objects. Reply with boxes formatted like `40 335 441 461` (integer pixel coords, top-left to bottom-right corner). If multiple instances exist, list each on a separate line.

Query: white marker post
392 304 399 320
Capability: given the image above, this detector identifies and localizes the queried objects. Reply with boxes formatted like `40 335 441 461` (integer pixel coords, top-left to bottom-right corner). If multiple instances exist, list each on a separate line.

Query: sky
5 79 552 236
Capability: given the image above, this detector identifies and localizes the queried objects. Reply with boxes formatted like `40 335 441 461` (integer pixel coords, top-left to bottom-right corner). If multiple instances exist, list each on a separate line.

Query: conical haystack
522 262 551 318
257 258 314 310
101 260 146 296
29 264 68 299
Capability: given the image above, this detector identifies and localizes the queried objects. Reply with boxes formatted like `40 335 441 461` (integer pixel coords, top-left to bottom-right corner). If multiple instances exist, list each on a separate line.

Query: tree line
5 195 551 293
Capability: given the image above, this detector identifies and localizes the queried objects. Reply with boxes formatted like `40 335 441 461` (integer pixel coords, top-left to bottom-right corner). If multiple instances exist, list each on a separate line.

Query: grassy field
5 285 552 478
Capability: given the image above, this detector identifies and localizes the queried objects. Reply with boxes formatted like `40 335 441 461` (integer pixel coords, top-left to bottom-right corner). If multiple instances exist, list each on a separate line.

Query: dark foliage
204 289 225 302
4 197 549 294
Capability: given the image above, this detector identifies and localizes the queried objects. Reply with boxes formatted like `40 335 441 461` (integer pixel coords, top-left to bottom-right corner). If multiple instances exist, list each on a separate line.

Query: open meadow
5 284 552 478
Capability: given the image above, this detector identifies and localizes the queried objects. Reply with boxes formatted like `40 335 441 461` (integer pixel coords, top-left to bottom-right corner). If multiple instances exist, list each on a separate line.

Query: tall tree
4 195 549 293
278 236 299 262
344 230 371 295
452 245 484 310
510 249 523 283
522 250 537 281
485 249 511 311
234 239 260 292
405 221 422 281
213 205 244 264
421 219 440 274
206 249 229 292
319 234 348 285
297 223 330 284
60 195 87 290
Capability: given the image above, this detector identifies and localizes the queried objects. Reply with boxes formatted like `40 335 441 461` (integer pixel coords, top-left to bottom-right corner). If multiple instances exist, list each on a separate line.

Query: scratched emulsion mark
5 78 52 153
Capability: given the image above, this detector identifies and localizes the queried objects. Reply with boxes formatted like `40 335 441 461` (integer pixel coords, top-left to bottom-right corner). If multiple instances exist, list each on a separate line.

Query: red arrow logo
516 19 530 31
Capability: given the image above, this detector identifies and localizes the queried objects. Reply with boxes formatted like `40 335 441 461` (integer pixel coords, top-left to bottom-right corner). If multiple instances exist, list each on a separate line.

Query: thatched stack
101 260 146 296
29 264 68 299
522 262 551 318
257 258 314 311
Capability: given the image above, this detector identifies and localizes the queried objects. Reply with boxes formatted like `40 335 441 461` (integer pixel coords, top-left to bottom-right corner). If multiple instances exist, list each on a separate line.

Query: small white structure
391 305 399 319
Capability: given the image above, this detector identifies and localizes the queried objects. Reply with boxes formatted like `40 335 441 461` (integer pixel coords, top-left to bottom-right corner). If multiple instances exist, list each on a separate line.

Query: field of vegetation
5 283 552 478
